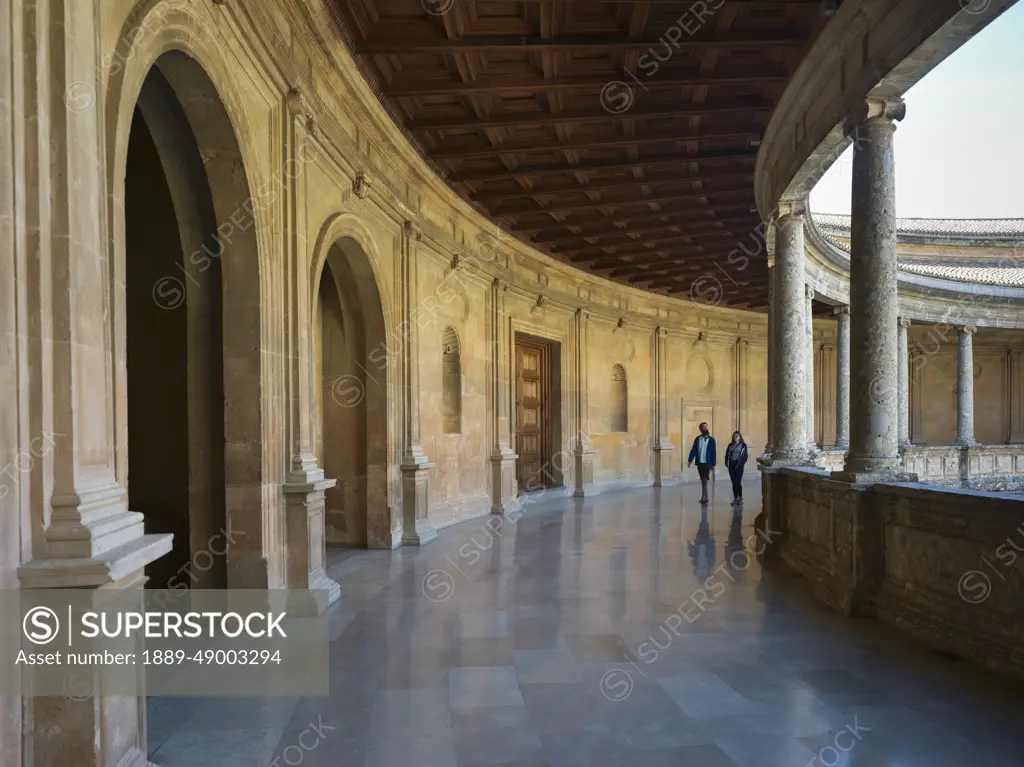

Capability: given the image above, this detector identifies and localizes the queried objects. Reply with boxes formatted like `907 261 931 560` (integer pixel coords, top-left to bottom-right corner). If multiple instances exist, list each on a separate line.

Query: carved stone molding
353 170 372 199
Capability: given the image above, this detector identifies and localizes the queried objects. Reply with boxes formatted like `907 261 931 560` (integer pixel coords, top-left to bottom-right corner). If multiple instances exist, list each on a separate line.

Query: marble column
769 203 809 464
573 308 598 496
834 306 851 449
897 317 911 448
400 220 437 545
837 99 907 479
805 285 817 452
652 327 675 485
956 324 977 446
489 278 517 512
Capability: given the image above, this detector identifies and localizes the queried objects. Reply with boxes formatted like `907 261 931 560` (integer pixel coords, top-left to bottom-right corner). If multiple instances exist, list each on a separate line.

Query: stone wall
761 468 1024 680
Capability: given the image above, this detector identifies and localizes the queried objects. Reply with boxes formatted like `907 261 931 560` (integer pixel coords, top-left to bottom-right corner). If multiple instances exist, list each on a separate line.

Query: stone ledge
18 533 174 589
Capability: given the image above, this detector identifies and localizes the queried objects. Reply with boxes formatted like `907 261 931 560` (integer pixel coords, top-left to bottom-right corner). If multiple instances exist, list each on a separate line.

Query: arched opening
442 326 462 435
122 52 262 592
611 364 628 433
314 238 390 548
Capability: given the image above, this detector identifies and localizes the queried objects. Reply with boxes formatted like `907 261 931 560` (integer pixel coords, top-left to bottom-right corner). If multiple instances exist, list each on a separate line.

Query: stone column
652 327 675 485
762 264 775 460
956 324 977 446
837 99 907 479
897 317 912 448
573 309 598 496
281 88 339 612
489 278 517 512
805 285 817 452
768 203 809 464
400 221 437 545
834 306 851 449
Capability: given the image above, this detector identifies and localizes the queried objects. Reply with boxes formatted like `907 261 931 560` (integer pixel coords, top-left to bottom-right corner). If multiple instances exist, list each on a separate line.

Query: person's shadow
687 505 716 583
723 507 747 580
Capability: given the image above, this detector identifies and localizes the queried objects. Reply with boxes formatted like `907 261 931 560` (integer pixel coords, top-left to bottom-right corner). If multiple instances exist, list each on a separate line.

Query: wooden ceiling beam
382 68 789 97
523 211 754 240
539 224 739 249
471 171 754 204
434 126 757 161
491 185 752 217
453 148 757 183
356 32 807 55
409 99 771 133
509 200 758 230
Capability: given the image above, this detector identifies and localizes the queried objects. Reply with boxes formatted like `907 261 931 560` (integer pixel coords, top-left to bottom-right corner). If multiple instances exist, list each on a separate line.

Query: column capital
898 317 912 328
834 305 849 317
655 326 668 338
820 344 835 354
959 324 978 336
805 284 815 300
575 307 590 321
774 199 808 220
845 97 906 136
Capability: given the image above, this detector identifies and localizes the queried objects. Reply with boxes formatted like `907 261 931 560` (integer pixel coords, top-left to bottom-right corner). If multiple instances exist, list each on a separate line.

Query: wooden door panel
515 337 550 492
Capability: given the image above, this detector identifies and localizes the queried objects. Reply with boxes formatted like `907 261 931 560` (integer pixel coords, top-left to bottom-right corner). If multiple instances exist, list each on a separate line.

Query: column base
573 443 599 498
401 453 437 546
283 475 341 616
652 440 675 487
829 470 919 485
490 444 518 513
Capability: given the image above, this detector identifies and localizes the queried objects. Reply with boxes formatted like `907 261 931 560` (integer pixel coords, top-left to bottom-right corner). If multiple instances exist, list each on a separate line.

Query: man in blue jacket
687 422 716 504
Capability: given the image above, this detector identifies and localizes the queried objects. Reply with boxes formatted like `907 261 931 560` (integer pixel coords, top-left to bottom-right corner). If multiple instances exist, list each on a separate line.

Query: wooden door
515 336 551 493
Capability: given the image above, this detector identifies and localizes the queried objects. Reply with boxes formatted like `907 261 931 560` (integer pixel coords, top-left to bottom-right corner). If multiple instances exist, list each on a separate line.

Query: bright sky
810 2 1024 218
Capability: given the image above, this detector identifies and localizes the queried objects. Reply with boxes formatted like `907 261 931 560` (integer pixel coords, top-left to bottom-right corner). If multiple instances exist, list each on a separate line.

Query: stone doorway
314 238 391 548
514 334 563 492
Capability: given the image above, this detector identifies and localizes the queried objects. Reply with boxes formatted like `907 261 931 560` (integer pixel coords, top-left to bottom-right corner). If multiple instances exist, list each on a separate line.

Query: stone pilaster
897 317 912 448
490 278 517 512
573 308 598 496
10 1 169 764
734 338 749 435
768 203 809 465
805 285 817 452
835 98 913 481
834 306 851 449
956 324 977 447
281 87 339 612
652 327 675 485
399 220 437 545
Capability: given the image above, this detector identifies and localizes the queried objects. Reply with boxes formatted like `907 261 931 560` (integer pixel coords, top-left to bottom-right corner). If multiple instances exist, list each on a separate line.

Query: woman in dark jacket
724 431 748 506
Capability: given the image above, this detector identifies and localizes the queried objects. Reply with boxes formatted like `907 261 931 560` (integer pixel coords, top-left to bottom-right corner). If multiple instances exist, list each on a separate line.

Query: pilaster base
401 455 437 546
573 444 599 498
283 476 341 616
652 441 675 487
20 541 169 767
490 445 518 514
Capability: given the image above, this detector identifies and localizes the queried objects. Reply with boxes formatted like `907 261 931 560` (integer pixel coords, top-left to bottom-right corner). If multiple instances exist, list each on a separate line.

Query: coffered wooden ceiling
330 0 830 309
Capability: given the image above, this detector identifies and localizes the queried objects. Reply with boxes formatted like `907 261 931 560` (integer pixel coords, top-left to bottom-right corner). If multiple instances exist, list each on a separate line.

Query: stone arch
442 326 463 435
610 364 628 433
109 17 267 589
311 217 393 549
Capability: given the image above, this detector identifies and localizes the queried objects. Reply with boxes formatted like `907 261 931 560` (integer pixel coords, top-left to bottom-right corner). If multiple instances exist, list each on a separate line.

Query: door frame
680 397 720 477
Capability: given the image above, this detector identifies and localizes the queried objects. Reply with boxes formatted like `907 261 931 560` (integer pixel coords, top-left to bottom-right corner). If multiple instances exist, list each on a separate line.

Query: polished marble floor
148 479 1024 766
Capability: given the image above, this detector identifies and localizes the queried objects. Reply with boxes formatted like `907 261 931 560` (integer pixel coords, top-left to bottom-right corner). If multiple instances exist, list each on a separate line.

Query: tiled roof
897 262 1024 288
813 213 1024 239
